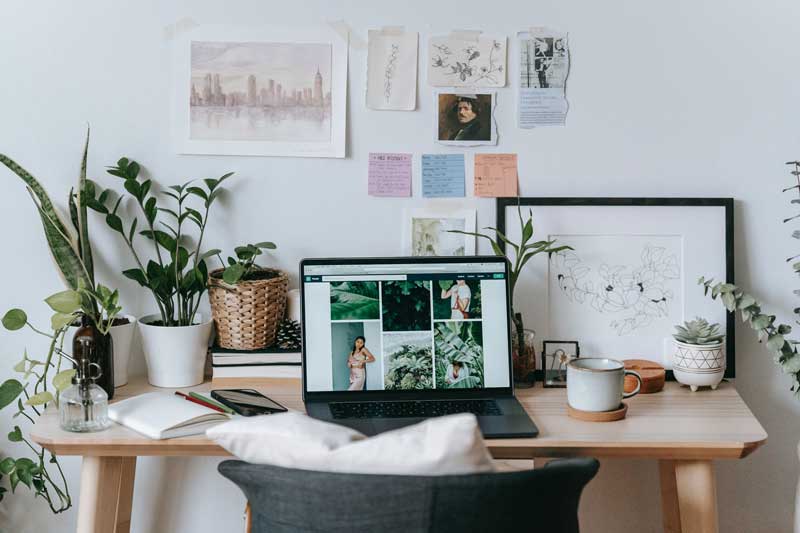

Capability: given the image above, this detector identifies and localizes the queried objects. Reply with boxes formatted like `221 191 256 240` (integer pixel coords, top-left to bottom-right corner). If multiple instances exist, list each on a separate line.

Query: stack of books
211 345 301 379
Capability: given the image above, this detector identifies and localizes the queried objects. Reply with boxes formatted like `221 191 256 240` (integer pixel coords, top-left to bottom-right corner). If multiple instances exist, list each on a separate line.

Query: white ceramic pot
109 314 136 387
672 340 725 391
138 314 213 388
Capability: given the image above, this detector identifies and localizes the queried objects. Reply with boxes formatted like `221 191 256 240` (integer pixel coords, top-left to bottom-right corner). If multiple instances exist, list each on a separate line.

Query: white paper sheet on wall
366 28 418 111
427 33 507 87
518 28 570 127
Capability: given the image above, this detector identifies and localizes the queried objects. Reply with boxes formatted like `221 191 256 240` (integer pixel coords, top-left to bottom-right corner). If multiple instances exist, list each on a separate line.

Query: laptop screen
301 258 512 393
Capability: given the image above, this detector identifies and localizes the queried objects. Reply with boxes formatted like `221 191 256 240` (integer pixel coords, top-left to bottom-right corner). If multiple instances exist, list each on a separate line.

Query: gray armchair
218 458 599 533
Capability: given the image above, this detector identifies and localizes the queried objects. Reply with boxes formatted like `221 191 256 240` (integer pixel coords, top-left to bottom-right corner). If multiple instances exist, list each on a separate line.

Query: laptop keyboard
329 399 503 419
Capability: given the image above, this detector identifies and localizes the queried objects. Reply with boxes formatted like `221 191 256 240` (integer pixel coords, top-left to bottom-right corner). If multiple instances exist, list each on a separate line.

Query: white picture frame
171 24 348 158
402 207 477 257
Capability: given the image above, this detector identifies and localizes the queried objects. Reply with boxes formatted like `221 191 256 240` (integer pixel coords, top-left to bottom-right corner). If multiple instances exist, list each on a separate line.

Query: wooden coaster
568 402 628 422
624 359 666 394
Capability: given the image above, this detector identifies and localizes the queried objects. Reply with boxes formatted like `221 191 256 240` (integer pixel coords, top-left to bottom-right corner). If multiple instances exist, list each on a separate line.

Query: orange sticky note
474 153 519 197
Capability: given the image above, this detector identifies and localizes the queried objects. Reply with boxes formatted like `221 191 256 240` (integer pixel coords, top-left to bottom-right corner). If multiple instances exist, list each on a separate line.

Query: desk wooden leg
659 460 682 533
76 456 137 533
660 459 718 533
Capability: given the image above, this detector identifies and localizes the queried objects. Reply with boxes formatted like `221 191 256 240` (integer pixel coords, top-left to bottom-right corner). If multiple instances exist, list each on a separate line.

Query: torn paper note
474 153 518 197
422 154 465 197
367 29 418 110
518 29 569 127
428 35 506 87
368 153 412 197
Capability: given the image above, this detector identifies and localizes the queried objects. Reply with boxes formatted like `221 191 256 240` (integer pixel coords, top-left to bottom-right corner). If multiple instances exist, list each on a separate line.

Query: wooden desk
31 378 766 533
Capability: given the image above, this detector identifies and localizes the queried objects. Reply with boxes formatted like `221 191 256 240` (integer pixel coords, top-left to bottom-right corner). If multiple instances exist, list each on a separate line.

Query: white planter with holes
672 340 726 391
138 314 213 388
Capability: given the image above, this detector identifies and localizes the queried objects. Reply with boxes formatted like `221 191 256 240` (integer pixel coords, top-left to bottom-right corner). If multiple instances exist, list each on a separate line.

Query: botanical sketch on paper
189 41 332 142
403 208 476 257
551 238 681 336
428 36 507 87
367 30 418 111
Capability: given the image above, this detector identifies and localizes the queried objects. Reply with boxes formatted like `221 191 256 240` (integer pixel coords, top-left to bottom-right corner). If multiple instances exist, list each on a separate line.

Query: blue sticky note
421 154 465 198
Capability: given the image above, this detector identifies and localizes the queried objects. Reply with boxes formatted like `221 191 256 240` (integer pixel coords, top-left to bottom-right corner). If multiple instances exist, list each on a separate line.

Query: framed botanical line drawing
171 25 348 158
402 207 477 257
497 198 735 378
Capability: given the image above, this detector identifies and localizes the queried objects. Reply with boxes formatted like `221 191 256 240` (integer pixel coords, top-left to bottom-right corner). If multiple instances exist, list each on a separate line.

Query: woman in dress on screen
347 336 376 391
441 280 471 319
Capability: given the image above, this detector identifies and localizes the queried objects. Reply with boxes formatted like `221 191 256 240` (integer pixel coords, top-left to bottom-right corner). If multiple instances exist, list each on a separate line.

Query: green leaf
7 425 22 442
721 292 736 312
521 217 533 244
255 241 277 250
751 315 772 330
767 335 786 352
52 369 76 392
128 217 138 243
51 312 76 331
140 230 176 253
76 128 94 286
2 309 27 330
0 458 14 475
44 290 82 313
122 268 147 287
106 213 123 233
126 160 140 180
223 263 245 284
24 391 54 407
186 186 208 202
0 380 24 410
198 249 221 263
12 359 26 373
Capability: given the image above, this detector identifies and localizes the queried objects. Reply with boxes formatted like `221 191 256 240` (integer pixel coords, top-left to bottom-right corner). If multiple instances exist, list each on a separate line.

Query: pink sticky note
368 153 412 197
474 153 519 197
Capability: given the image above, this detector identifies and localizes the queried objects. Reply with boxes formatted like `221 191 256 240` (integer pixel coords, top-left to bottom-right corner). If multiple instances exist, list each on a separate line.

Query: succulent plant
673 317 725 345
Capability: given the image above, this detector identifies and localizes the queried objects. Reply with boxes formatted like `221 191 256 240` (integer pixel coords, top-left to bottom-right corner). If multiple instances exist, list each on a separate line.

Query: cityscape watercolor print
189 41 332 142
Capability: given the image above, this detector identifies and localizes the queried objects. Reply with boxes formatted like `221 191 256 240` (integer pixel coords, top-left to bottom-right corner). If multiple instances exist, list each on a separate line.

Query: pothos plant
88 158 231 326
698 161 800 394
0 130 123 511
0 287 119 512
450 204 572 357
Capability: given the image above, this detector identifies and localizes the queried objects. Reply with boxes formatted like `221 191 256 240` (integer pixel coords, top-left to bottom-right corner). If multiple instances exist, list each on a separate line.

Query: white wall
0 0 798 531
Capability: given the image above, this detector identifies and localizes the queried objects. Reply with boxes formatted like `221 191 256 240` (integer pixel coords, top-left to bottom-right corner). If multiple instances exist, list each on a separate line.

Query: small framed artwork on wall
402 207 477 256
497 198 735 379
542 340 580 387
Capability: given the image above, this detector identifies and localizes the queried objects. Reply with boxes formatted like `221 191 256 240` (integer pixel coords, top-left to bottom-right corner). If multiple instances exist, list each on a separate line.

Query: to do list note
474 153 518 197
421 154 465 197
368 153 412 197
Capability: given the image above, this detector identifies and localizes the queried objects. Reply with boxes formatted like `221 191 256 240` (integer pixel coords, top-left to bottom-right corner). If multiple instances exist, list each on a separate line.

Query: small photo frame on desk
542 340 579 388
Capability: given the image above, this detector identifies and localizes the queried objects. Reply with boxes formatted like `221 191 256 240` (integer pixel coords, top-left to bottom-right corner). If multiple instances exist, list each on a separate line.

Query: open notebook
108 392 232 439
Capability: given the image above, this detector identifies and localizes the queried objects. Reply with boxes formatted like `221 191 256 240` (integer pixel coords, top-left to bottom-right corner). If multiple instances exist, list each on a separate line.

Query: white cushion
207 412 494 475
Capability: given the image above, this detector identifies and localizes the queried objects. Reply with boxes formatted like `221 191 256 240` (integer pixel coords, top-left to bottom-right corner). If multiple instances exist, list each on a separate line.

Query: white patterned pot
672 340 725 391
138 314 213 388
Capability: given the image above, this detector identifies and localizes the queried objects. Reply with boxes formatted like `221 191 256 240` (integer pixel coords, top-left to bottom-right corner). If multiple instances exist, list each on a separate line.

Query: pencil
174 391 225 413
189 392 236 414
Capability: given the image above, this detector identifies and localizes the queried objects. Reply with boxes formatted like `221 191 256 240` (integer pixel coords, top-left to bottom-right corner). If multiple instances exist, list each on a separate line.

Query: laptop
300 256 538 438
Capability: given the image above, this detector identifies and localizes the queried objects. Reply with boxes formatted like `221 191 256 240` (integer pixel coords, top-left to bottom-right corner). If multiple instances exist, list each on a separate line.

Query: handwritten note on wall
421 154 465 197
368 153 412 197
474 153 518 197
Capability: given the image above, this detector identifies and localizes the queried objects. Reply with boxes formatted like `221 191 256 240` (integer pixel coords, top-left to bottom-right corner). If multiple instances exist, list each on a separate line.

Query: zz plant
89 158 231 326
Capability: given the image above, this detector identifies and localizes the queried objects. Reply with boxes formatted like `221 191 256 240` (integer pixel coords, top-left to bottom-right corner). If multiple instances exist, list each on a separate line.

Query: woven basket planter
208 268 289 350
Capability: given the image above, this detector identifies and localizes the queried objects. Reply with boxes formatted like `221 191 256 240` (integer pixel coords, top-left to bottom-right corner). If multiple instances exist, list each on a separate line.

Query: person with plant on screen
441 279 471 319
347 335 375 391
445 360 471 385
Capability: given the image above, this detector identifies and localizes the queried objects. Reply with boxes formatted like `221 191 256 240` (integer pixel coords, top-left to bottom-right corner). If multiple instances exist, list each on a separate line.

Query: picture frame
171 24 348 158
435 90 497 147
402 207 477 256
497 198 735 379
541 340 580 387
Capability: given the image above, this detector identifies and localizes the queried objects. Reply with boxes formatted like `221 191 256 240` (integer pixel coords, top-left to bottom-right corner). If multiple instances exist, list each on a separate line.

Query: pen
175 391 225 413
189 392 236 414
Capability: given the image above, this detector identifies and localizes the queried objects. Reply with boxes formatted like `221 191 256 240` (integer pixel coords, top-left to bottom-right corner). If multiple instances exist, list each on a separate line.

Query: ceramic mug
567 358 642 412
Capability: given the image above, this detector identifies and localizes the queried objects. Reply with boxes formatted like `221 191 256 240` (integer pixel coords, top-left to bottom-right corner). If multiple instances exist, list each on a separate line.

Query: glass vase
512 321 537 388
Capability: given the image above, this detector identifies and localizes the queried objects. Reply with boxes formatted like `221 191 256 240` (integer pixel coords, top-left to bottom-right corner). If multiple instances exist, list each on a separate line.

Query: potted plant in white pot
89 158 232 387
0 129 134 394
671 317 726 391
208 242 289 350
450 204 571 386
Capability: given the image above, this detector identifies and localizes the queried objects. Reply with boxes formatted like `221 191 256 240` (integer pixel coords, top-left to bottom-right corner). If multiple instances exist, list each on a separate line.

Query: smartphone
210 389 288 417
